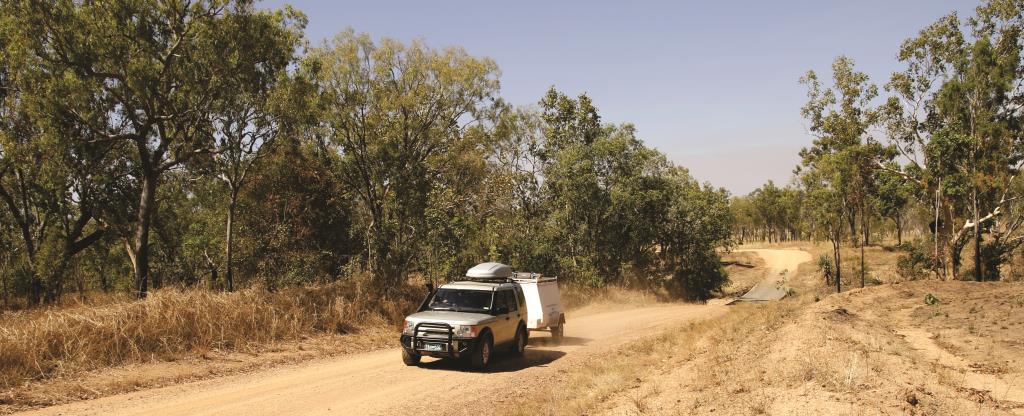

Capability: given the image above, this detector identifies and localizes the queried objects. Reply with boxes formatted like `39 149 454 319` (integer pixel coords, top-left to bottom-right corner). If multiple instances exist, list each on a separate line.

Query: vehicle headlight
402 320 415 335
453 325 478 338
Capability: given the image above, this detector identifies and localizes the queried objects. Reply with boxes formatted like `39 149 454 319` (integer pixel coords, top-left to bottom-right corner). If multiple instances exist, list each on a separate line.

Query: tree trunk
833 236 842 293
948 237 965 281
0 174 43 304
864 214 871 246
76 266 86 302
861 203 867 288
848 207 858 248
894 212 903 246
133 170 158 299
224 192 237 292
43 263 68 304
99 262 110 293
934 186 943 279
973 188 982 281
1 257 8 310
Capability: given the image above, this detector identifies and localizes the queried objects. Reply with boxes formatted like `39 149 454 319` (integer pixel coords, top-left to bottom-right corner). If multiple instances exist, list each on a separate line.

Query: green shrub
669 249 729 302
897 241 936 281
816 254 834 284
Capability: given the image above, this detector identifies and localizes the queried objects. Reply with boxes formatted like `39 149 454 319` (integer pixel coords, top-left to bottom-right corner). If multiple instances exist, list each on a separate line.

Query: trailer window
428 289 493 313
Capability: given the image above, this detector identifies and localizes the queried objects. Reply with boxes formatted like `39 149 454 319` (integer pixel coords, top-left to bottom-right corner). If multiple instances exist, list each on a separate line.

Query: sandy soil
734 248 813 278
719 251 766 296
16 300 728 416
583 253 1024 415
732 249 813 301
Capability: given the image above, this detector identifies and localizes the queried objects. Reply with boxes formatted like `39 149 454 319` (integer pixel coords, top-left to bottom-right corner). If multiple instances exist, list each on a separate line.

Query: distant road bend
734 248 813 302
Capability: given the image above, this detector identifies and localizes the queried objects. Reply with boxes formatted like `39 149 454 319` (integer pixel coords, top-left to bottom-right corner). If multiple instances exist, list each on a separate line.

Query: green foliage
816 254 834 283
896 241 937 281
924 293 940 306
303 31 500 290
884 3 1024 280
669 248 728 302
0 4 732 305
732 181 804 243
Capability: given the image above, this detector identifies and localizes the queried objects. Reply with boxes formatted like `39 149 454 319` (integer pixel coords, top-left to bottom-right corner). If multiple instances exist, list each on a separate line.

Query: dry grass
0 281 419 390
560 283 666 311
500 301 800 416
505 244 1024 415
502 285 1005 415
0 275 667 412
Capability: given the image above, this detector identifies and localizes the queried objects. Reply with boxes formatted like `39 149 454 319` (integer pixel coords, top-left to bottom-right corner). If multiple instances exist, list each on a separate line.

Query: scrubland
503 244 1024 415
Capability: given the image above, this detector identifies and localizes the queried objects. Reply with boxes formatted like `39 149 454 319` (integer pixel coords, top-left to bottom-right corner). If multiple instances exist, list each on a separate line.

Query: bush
896 241 936 281
816 254 834 284
668 249 728 302
852 262 879 285
964 241 1008 281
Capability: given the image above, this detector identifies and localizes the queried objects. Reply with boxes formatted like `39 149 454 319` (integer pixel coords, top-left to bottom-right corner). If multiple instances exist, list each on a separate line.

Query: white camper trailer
463 262 565 340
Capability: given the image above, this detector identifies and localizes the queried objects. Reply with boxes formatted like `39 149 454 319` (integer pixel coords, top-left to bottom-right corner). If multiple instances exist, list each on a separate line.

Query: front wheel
402 348 421 366
469 334 493 371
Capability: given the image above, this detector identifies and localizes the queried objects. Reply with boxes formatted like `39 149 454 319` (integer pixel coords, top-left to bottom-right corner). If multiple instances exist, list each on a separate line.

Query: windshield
428 288 493 313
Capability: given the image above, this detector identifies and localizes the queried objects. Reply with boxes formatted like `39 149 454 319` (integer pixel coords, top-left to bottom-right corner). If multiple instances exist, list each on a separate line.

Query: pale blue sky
260 0 976 195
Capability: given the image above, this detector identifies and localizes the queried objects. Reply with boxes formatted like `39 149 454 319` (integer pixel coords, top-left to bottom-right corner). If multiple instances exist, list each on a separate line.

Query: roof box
466 262 513 279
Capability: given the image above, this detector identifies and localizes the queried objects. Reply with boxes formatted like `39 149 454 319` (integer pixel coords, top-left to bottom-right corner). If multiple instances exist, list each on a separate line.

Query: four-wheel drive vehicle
399 262 564 370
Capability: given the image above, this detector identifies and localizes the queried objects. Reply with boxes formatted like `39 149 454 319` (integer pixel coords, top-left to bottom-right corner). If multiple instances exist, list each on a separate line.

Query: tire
551 323 564 344
469 333 493 370
511 325 528 356
402 348 421 366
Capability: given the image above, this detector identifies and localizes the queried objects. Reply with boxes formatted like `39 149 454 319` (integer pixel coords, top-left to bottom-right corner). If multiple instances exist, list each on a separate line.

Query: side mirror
493 306 509 315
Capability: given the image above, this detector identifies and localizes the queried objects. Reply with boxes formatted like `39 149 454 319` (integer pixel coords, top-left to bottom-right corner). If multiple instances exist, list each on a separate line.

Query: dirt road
734 248 811 279
20 250 806 416
20 303 726 416
733 248 812 302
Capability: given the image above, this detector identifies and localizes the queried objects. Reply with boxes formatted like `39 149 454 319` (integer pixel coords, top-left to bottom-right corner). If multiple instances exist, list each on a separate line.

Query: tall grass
559 283 667 310
0 282 419 389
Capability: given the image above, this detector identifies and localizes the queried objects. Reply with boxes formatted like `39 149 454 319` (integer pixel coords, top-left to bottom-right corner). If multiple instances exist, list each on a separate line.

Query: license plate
423 343 444 352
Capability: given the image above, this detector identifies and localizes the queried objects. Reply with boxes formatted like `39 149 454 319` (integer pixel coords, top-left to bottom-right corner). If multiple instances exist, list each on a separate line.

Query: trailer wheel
469 333 493 371
511 325 528 356
551 323 564 344
402 348 421 366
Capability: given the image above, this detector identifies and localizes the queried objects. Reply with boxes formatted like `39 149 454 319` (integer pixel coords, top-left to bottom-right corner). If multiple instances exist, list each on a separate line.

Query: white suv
400 276 528 370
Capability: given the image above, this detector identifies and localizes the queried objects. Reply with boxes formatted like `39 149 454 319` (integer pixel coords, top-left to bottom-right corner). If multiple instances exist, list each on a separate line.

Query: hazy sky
260 0 977 195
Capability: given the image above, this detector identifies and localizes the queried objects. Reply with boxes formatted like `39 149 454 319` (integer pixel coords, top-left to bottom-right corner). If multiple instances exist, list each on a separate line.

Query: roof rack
511 272 557 283
462 276 513 284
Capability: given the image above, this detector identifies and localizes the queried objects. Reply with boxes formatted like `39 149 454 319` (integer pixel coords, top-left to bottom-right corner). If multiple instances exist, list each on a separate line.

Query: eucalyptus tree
532 88 680 283
729 195 757 244
750 181 784 242
0 15 120 304
884 4 1024 280
874 161 913 245
482 106 549 269
535 88 605 279
661 168 733 300
2 0 303 297
304 31 500 290
800 56 883 287
208 7 305 291
800 164 848 292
